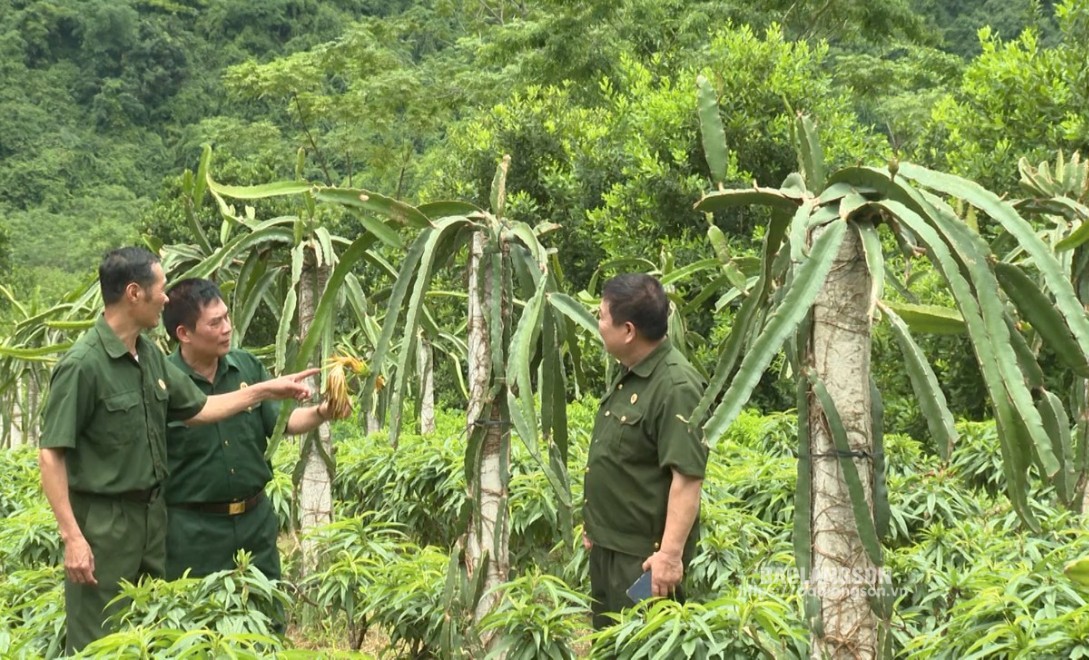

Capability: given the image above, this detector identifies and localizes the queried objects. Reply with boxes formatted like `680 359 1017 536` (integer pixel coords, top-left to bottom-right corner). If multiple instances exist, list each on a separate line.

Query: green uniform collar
93 314 144 360
626 337 672 379
168 347 242 386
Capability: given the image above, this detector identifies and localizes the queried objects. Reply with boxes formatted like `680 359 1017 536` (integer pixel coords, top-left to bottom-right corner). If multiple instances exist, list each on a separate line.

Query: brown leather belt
172 491 265 516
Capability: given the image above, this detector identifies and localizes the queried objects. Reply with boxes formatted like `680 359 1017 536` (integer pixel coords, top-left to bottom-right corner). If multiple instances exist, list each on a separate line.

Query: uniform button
230 468 236 474
654 542 660 550
224 441 229 447
620 415 627 422
604 411 611 417
618 383 624 390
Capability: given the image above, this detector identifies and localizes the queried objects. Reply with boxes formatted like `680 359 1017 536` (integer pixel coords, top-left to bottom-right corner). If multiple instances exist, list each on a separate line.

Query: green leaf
311 187 430 229
702 220 847 445
877 197 1040 530
547 293 597 336
290 234 381 375
193 144 212 211
870 377 890 539
1056 217 1089 251
694 188 799 214
234 270 277 346
659 258 720 286
507 222 547 273
901 163 1089 371
387 218 474 443
173 224 294 282
1004 313 1045 390
1065 557 1089 587
187 145 214 254
696 74 728 185
879 302 958 460
691 208 791 427
994 262 1089 377
360 232 429 421
795 114 826 192
916 189 1061 480
855 220 884 318
208 178 312 200
418 201 483 218
807 372 882 566
0 343 72 360
792 321 813 580
507 282 547 456
275 289 297 375
882 302 966 335
1039 389 1076 505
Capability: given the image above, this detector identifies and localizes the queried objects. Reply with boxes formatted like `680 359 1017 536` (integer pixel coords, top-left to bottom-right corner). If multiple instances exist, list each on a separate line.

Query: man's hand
258 367 320 402
65 535 97 586
319 399 353 421
582 530 593 551
642 550 683 597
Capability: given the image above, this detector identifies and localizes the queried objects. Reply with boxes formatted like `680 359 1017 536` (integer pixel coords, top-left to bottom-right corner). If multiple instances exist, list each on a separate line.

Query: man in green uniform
38 247 318 654
161 278 349 581
582 273 707 629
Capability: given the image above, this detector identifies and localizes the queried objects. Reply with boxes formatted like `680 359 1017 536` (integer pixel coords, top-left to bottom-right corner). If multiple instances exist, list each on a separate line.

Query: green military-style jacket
583 338 707 559
164 349 280 504
39 315 208 493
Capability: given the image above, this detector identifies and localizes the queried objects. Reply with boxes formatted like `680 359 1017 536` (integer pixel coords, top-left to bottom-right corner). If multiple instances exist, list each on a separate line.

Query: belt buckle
228 501 245 515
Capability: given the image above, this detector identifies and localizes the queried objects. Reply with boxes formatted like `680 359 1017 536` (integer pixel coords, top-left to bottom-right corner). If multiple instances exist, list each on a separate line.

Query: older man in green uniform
38 247 317 654
582 273 707 629
161 278 348 581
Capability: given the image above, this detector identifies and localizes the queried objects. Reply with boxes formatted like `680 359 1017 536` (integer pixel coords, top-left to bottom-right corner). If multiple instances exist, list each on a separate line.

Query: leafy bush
705 445 796 526
0 565 65 659
688 501 792 600
0 499 62 572
300 513 486 658
77 627 286 658
334 426 466 549
885 467 984 547
107 551 288 643
478 570 590 660
299 515 412 649
0 446 38 519
586 593 808 659
718 410 798 457
950 420 1005 494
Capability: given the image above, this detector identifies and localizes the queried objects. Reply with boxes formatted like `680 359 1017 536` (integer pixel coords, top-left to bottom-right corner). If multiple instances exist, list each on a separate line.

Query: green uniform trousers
65 490 166 655
589 544 687 631
165 494 281 581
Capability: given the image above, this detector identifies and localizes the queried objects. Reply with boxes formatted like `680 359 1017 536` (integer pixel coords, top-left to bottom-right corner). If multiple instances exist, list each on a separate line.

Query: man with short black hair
582 273 707 629
39 247 317 654
161 277 348 582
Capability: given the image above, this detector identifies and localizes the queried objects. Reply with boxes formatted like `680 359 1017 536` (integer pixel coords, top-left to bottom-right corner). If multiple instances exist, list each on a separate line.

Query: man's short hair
163 278 224 342
99 247 161 306
602 273 669 341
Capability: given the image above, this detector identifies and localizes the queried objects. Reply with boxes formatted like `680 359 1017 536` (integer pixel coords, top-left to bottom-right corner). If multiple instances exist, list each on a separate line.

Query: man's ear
125 281 142 303
175 324 191 344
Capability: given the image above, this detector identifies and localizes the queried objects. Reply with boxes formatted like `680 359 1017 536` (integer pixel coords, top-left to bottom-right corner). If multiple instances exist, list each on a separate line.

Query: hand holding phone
626 570 652 603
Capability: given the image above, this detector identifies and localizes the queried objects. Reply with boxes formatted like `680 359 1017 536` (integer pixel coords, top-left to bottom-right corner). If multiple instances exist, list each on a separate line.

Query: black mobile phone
625 570 652 603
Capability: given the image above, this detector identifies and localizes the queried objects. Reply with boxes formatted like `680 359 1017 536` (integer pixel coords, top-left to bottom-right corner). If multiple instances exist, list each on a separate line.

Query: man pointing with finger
582 273 707 629
38 247 317 654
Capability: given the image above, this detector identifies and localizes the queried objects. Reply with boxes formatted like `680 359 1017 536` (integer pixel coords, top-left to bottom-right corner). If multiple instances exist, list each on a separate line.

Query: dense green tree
918 0 1089 191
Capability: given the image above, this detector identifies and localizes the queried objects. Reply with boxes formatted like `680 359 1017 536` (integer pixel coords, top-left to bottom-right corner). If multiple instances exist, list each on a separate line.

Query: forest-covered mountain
0 0 1080 305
